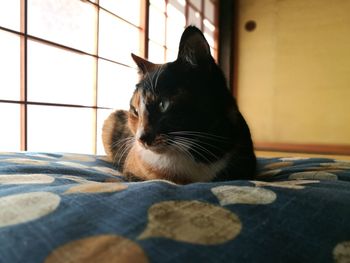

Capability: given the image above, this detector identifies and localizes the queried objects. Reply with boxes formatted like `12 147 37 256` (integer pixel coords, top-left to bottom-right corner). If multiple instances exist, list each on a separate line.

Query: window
0 0 218 154
148 0 218 62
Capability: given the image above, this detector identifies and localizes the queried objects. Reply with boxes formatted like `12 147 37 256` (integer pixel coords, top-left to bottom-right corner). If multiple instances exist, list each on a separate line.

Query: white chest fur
135 144 229 182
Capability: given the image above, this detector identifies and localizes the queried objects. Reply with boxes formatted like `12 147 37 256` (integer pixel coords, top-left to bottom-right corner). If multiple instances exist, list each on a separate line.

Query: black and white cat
102 26 256 184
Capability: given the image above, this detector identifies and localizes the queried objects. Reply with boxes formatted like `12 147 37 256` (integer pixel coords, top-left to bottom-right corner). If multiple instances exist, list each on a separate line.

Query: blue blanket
0 152 349 263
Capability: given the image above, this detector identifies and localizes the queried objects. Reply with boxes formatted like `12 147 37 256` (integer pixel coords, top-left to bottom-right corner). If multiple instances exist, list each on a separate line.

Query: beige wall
236 0 350 146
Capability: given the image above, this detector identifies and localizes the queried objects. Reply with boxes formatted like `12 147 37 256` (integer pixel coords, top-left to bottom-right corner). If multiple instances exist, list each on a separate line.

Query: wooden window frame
0 0 219 154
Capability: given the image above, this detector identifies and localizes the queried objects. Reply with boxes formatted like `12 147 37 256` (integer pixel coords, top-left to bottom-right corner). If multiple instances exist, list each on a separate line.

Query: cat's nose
138 132 155 148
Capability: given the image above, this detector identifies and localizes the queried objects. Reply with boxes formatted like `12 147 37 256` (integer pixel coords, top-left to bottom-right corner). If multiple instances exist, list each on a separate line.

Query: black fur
134 26 256 180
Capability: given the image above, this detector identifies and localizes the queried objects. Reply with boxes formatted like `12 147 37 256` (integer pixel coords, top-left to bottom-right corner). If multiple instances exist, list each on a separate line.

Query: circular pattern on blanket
60 154 96 163
64 182 127 194
320 162 350 170
211 185 277 205
0 192 60 228
138 200 241 245
138 179 178 186
303 166 343 173
289 171 338 181
333 241 350 263
252 180 319 190
3 158 50 166
256 169 282 179
61 175 93 184
264 161 294 169
0 174 55 184
23 153 56 159
0 152 15 155
91 166 123 176
56 161 89 169
45 235 149 263
279 157 309 161
104 177 123 183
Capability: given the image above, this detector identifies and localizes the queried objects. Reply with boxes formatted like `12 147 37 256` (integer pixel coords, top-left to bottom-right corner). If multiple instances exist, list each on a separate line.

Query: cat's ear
131 53 157 74
177 26 212 67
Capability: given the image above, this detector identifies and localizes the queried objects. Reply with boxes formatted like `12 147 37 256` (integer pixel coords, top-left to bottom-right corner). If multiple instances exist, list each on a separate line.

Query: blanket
0 152 349 263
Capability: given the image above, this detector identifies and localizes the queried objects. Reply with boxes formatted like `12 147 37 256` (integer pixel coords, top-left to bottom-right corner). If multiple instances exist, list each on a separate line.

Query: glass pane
149 6 166 45
148 41 165 63
0 30 21 100
166 49 178 62
27 106 94 154
204 1 215 23
166 19 184 50
166 1 185 51
98 59 138 109
211 48 217 61
0 103 20 151
204 19 215 32
100 0 141 26
189 0 201 10
204 31 215 49
0 0 20 31
167 0 186 18
188 7 202 28
27 40 96 106
28 0 97 54
96 108 114 155
204 19 215 48
99 10 140 66
150 0 166 12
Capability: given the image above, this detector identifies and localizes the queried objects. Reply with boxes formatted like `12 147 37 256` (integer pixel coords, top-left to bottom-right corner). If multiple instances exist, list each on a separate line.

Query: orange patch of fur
102 112 117 158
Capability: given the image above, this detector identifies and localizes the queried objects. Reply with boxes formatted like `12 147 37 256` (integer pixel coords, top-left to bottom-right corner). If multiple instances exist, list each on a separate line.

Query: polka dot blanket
0 152 349 263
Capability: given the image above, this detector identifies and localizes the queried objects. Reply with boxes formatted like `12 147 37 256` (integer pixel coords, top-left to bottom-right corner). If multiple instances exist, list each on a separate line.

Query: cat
102 26 256 184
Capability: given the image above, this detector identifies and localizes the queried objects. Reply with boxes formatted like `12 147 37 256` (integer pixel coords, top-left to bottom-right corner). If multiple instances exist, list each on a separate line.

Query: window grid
148 0 218 62
0 0 218 154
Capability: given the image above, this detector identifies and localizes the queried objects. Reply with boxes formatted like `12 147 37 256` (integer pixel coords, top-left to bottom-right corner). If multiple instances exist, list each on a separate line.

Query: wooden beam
218 0 233 89
255 142 350 156
218 0 238 96
20 0 27 151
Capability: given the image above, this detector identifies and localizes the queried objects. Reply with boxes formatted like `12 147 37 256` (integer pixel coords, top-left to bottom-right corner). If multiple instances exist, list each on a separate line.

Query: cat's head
129 26 235 154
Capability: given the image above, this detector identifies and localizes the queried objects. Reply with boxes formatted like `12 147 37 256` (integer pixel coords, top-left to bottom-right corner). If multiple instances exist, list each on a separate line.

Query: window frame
0 0 219 154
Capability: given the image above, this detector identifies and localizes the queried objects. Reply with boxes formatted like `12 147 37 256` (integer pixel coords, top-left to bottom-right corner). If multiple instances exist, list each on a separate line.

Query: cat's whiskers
168 130 232 160
164 135 195 162
110 136 132 149
176 140 215 163
116 142 133 167
175 135 224 153
169 131 231 143
166 138 216 176
112 137 134 167
171 135 218 163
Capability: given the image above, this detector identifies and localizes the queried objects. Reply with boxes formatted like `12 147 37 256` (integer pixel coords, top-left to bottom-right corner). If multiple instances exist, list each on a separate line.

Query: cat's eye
159 100 170 113
130 106 138 117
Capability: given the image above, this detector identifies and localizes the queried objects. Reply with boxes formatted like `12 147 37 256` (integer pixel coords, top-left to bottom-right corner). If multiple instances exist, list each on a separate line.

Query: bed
0 151 349 263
